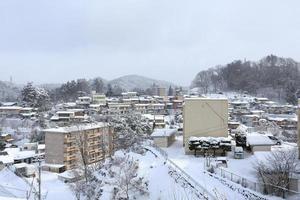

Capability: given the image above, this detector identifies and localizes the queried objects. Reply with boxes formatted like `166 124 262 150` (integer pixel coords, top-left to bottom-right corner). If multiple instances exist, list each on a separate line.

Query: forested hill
191 55 300 104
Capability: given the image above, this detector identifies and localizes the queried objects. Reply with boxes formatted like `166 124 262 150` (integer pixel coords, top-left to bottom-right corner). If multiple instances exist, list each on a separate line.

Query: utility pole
38 159 41 200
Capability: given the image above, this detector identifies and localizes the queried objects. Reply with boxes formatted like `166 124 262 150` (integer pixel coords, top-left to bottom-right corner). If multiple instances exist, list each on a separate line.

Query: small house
151 129 177 148
246 133 274 153
14 163 35 177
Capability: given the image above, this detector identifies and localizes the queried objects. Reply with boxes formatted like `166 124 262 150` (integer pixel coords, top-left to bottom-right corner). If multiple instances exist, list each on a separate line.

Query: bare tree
254 149 299 197
69 124 105 200
109 154 149 199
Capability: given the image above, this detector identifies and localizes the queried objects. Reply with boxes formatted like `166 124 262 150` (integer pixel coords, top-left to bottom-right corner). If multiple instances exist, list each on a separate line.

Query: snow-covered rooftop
0 154 14 164
43 123 108 133
185 97 228 101
267 114 297 122
0 106 22 110
246 133 274 146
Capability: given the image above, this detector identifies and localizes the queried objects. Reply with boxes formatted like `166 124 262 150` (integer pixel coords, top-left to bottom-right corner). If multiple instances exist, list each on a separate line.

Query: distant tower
10 76 12 83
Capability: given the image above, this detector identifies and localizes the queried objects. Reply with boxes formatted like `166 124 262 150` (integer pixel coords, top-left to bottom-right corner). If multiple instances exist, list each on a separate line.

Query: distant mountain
109 74 177 90
0 81 20 101
191 55 300 104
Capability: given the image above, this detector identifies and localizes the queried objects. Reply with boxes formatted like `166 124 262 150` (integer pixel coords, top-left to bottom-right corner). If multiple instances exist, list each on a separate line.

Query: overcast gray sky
0 0 299 86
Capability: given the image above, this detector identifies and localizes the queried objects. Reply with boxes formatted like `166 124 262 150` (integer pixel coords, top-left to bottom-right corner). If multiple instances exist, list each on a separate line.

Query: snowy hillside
109 74 177 90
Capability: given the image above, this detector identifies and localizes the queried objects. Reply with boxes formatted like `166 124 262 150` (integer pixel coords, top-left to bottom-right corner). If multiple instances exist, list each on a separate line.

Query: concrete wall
251 145 271 152
153 137 168 148
45 132 65 165
183 98 228 153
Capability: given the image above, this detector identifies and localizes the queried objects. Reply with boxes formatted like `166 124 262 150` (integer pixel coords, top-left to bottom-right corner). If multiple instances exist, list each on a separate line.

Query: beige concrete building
44 123 113 170
183 98 228 153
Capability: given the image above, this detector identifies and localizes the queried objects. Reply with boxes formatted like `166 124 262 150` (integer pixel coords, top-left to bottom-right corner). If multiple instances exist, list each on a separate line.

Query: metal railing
216 167 300 199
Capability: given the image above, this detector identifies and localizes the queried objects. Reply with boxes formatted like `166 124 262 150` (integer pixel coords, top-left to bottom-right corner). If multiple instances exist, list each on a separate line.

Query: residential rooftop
43 123 108 133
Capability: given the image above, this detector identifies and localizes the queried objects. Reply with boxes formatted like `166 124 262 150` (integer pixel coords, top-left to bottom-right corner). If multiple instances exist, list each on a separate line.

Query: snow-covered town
1 1 300 200
0 88 299 200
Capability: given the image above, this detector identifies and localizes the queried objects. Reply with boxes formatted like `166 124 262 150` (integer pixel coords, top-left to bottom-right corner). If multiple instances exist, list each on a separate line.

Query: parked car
267 135 282 145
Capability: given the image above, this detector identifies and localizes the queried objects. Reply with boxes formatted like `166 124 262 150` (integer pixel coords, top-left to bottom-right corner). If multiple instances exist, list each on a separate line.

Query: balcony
64 154 76 161
64 146 77 153
64 137 76 143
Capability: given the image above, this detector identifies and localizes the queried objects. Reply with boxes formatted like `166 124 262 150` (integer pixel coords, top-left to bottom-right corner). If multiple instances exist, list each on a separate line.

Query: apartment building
92 93 106 105
183 98 228 154
153 87 166 97
44 123 113 170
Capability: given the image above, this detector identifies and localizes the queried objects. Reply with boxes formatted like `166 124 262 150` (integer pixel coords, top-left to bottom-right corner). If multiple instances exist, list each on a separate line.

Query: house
92 93 106 105
228 121 240 130
51 109 87 122
51 111 75 121
153 87 166 97
121 92 138 99
0 102 18 107
14 163 35 177
37 144 45 154
153 115 166 129
134 104 149 114
19 107 36 118
0 106 22 116
0 133 14 143
108 103 131 114
266 114 297 130
246 133 274 153
0 151 14 166
22 143 38 151
43 123 114 170
254 97 269 104
76 96 92 106
183 98 228 154
42 163 65 173
149 103 166 115
240 114 260 127
151 129 176 148
172 99 184 111
89 104 103 114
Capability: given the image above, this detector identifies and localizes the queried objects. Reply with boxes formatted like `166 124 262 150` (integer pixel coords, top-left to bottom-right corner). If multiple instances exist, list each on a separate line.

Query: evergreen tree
106 84 113 97
168 86 174 96
92 78 104 93
21 83 50 110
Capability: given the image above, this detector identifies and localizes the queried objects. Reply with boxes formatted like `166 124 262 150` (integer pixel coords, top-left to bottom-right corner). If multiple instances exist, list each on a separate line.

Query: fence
216 167 300 199
151 144 217 200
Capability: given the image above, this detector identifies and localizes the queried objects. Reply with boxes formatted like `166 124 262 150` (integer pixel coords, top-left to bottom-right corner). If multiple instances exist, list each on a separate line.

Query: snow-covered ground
101 149 202 200
162 136 290 200
41 172 74 200
0 147 203 200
